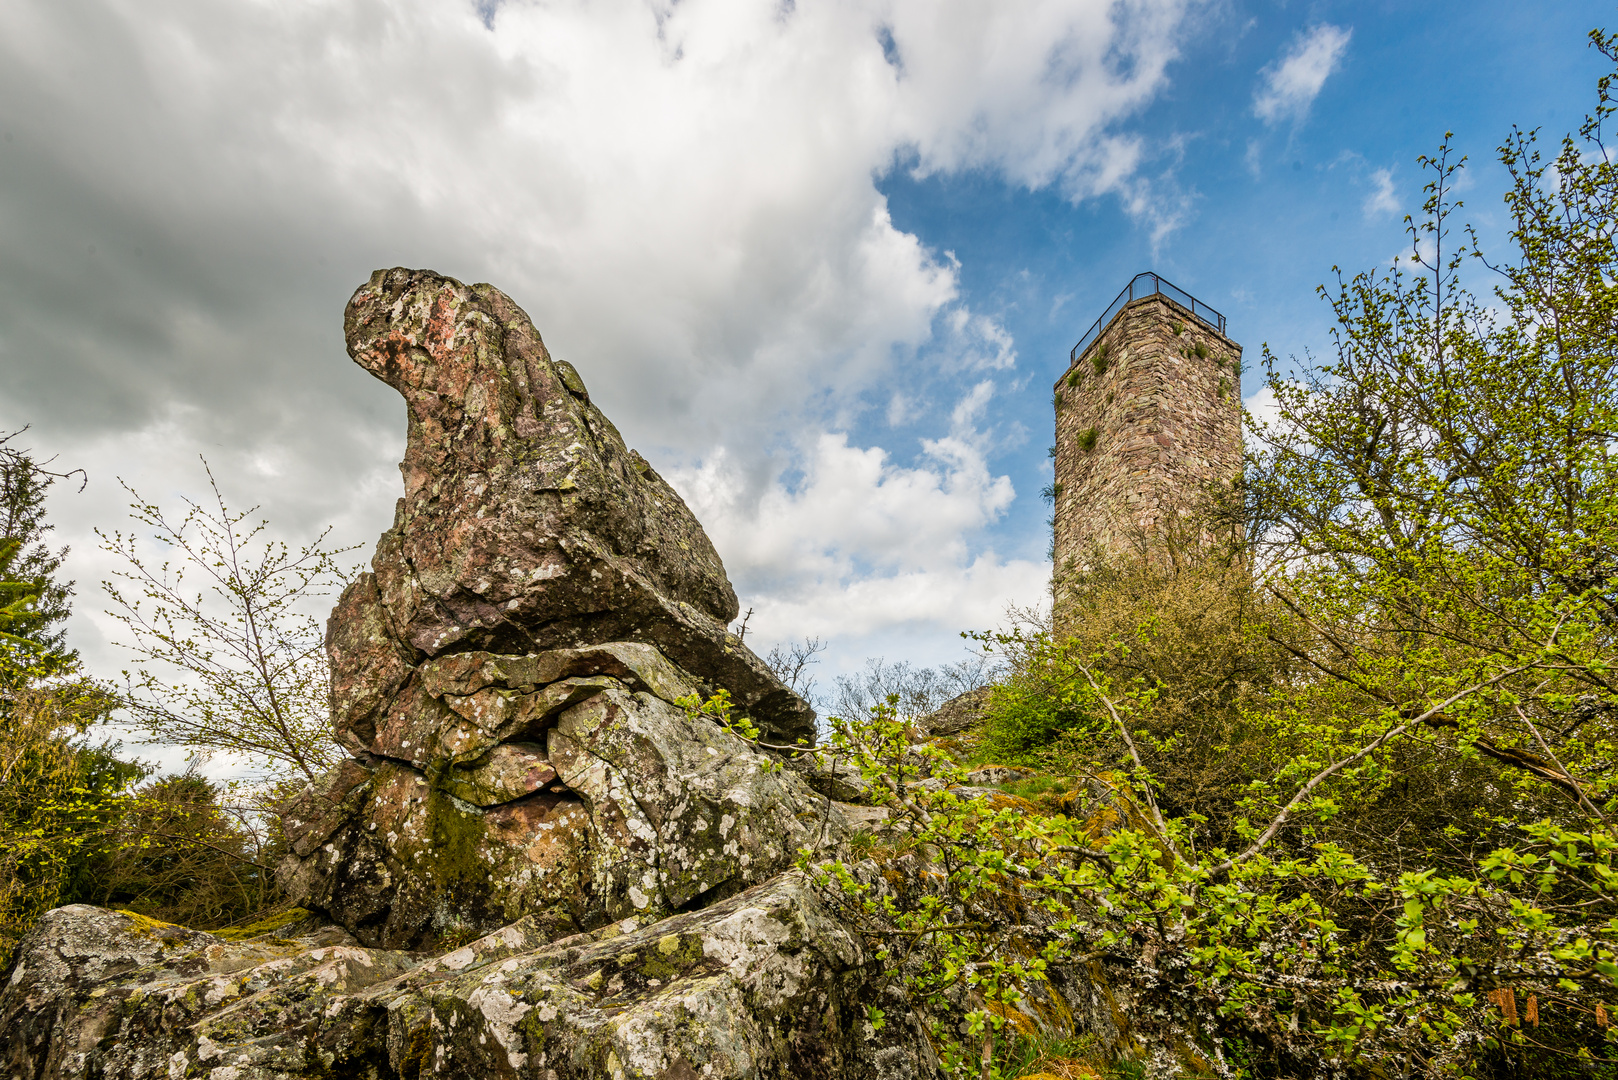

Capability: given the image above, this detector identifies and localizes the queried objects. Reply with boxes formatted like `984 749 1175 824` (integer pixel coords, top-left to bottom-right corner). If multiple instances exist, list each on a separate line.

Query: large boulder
280 644 842 948
279 270 833 949
0 878 935 1080
334 268 813 748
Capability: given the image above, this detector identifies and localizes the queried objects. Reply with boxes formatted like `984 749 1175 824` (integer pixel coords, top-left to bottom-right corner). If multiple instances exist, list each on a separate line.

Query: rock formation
279 268 832 949
1 881 934 1080
333 267 814 748
0 269 949 1079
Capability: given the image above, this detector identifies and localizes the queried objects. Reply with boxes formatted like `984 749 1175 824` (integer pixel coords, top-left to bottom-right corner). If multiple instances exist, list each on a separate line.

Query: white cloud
1253 24 1351 125
0 0 1195 710
1363 167 1399 218
667 419 1047 646
1241 384 1284 452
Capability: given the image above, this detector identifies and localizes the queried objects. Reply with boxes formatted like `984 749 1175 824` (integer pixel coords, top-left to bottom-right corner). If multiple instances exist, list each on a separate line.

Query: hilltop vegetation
801 29 1618 1079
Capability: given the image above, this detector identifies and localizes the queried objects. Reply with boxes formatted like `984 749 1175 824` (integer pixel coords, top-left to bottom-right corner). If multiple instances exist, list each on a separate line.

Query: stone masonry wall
1052 294 1242 605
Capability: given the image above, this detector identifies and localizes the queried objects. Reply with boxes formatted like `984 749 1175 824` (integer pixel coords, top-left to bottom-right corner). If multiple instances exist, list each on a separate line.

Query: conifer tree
0 428 80 666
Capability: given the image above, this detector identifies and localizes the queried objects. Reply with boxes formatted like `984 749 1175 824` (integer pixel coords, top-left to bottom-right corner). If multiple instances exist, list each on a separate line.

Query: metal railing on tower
1069 272 1227 364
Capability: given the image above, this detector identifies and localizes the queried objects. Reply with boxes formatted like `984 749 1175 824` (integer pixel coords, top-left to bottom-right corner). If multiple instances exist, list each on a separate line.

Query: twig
1070 661 1186 866
1210 661 1539 877
1517 704 1606 820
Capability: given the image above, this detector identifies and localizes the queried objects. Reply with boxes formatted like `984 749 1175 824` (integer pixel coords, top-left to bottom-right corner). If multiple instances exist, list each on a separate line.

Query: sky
1 0 1613 748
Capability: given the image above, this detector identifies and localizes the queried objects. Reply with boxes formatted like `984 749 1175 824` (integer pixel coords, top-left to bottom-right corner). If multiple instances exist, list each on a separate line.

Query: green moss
638 933 705 980
1077 427 1099 453
376 785 503 945
115 910 183 937
213 908 313 941
1065 370 1080 388
519 1001 552 1053
424 789 493 890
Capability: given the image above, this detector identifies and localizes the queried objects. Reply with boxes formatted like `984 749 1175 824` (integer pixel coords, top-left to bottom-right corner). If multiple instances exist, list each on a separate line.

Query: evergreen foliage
0 429 79 665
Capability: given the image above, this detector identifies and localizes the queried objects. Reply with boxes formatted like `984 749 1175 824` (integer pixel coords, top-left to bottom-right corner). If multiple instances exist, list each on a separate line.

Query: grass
994 775 1074 799
1004 1033 1104 1079
1002 1031 1159 1079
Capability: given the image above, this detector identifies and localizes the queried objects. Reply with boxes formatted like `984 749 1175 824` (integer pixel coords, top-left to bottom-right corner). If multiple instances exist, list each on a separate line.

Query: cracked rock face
281 644 840 948
0 878 934 1080
279 270 832 950
333 267 813 748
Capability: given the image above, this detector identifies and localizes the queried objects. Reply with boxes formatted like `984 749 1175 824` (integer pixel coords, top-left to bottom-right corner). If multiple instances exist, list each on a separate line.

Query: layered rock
0 878 935 1080
277 270 833 949
280 642 841 947
332 268 813 747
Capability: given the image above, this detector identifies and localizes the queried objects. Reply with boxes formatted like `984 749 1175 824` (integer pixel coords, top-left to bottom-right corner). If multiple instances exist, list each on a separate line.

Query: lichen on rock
276 269 835 951
0 878 934 1080
333 268 813 747
0 270 952 1079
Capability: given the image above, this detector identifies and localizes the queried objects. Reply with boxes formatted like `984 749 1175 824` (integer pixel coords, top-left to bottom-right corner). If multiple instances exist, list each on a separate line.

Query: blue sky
876 0 1617 574
0 0 1613 737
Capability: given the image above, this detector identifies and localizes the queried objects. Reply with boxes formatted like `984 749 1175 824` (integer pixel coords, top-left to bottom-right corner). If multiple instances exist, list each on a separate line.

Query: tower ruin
1051 273 1243 603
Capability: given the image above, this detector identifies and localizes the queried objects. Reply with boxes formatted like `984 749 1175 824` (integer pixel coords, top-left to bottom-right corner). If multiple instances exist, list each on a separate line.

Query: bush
77 773 283 930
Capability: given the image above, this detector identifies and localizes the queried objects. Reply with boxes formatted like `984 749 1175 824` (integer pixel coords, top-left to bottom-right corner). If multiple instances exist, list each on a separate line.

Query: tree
0 436 129 967
80 771 282 929
1243 84 1618 821
100 464 356 786
0 670 127 966
0 429 82 665
831 655 993 726
764 635 827 707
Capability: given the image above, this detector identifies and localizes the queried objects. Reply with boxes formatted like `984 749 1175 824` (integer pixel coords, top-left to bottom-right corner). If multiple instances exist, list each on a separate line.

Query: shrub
978 675 1093 764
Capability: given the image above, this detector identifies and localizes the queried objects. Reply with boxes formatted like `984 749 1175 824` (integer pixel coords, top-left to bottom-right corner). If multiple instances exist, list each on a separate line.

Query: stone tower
1051 273 1243 596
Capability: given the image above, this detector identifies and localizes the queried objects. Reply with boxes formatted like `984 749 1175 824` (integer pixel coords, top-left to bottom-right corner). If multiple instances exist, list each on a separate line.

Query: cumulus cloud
1241 384 1284 451
0 0 1195 693
1253 24 1351 125
668 423 1045 644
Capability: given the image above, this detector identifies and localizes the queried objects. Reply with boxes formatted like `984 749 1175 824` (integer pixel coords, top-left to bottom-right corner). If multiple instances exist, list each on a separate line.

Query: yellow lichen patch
985 1000 1039 1037
1017 979 1076 1035
116 910 185 937
213 908 313 941
1080 799 1125 840
985 793 1039 814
